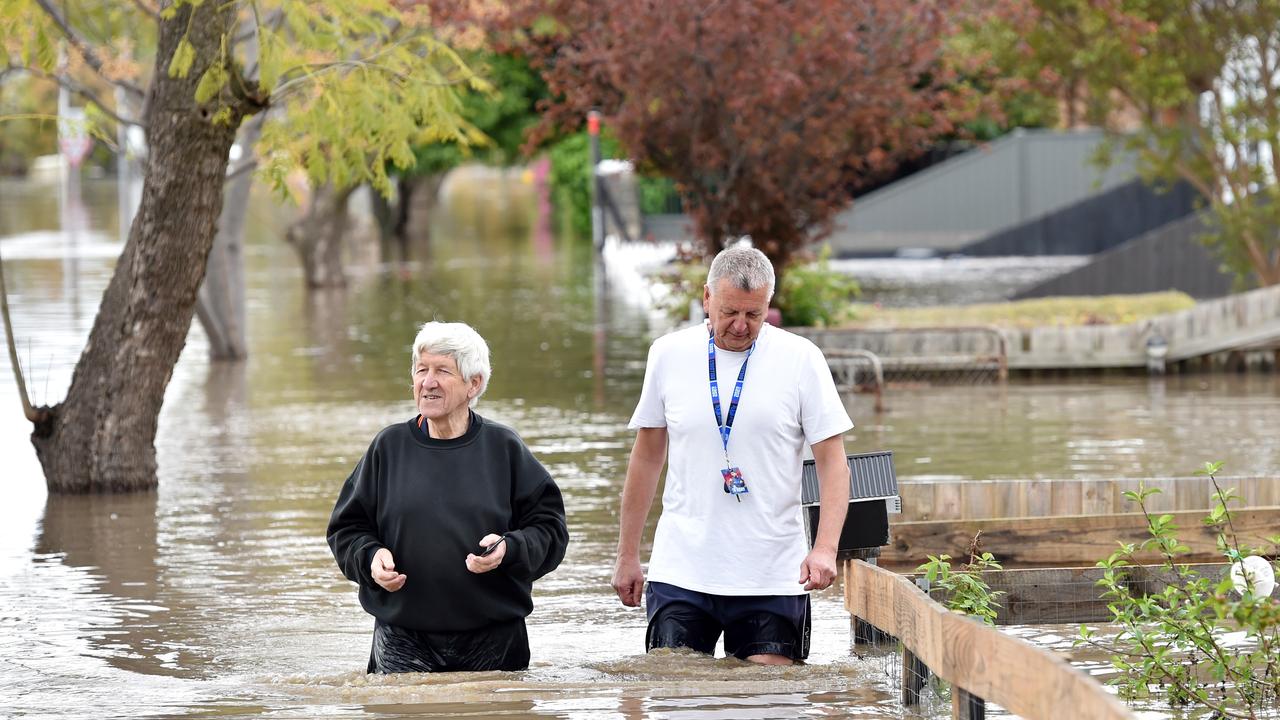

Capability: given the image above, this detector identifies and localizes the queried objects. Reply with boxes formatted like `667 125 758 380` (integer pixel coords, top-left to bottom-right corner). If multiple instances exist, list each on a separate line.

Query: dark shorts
367 617 530 673
644 581 811 661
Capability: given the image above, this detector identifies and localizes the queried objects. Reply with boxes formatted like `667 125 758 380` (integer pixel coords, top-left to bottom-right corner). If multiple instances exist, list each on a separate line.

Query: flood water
1 172 1277 719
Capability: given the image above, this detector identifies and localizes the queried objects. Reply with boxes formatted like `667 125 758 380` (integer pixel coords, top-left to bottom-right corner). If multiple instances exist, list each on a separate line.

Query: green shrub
546 130 676 238
918 547 1005 626
775 246 859 327
1078 461 1280 715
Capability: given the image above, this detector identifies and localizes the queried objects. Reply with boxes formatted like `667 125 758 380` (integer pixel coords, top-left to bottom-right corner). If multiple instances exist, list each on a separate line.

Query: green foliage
255 0 487 198
0 0 483 194
638 175 681 215
0 77 57 174
649 245 710 323
547 130 620 238
1077 462 1280 715
168 36 196 78
401 52 549 179
774 246 859 327
917 547 1005 626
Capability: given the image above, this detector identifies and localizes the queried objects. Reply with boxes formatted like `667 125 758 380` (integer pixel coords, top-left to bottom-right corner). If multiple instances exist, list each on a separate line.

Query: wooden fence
897 475 1280 522
881 506 1280 567
844 559 1135 719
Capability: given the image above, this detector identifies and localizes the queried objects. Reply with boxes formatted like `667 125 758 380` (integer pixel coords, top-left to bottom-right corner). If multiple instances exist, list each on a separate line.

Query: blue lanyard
708 334 754 461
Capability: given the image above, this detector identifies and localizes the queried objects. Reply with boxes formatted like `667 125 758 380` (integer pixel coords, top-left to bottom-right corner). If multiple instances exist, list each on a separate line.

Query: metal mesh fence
856 616 1015 719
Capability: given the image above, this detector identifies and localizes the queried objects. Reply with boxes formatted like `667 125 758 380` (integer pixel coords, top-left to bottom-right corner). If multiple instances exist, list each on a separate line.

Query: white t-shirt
628 322 854 595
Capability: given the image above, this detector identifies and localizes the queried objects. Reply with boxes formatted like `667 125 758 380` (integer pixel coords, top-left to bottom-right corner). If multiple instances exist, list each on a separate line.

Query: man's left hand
466 533 507 574
799 546 838 591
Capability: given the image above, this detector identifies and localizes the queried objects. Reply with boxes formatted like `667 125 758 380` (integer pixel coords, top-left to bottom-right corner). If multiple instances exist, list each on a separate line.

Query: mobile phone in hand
480 537 504 557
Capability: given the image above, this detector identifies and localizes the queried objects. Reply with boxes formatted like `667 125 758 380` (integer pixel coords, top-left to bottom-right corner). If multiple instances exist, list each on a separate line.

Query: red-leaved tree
514 0 983 274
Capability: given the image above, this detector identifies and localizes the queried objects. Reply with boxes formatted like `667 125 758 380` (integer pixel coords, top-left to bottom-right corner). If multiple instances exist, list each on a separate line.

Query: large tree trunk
196 113 265 360
285 183 356 288
31 3 248 493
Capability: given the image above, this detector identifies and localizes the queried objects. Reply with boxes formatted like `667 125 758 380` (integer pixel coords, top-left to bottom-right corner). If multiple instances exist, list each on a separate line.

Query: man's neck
425 408 471 439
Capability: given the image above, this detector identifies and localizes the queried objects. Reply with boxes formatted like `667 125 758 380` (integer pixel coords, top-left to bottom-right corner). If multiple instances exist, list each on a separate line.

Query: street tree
0 0 477 492
514 0 981 276
996 0 1280 286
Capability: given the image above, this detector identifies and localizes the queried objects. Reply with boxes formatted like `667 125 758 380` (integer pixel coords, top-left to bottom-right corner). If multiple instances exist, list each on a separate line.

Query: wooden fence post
903 648 929 706
953 687 985 719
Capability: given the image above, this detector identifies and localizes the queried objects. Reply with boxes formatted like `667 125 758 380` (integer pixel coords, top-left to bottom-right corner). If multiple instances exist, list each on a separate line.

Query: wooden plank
963 482 996 520
881 507 1280 567
934 482 963 521
901 482 935 521
896 477 1280 522
1024 480 1051 517
843 560 1134 720
1081 480 1112 516
1050 481 1082 516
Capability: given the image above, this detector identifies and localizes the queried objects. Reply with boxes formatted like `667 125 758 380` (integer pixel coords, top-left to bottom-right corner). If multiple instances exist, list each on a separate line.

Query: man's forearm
812 437 850 553
617 475 658 558
617 428 667 557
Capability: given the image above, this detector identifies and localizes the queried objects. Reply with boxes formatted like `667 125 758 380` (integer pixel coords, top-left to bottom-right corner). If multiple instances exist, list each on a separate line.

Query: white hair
410 321 491 407
706 245 775 298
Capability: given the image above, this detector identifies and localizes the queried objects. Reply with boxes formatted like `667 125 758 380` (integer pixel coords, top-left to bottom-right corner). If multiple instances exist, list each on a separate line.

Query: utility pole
588 109 604 253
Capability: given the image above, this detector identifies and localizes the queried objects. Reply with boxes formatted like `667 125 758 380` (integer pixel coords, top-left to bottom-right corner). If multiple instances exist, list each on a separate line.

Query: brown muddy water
1 172 1278 719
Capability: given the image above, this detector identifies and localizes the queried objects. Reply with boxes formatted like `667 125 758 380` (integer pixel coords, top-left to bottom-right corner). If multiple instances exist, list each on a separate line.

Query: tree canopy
3 0 484 195
513 0 986 273
995 0 1280 286
0 0 481 492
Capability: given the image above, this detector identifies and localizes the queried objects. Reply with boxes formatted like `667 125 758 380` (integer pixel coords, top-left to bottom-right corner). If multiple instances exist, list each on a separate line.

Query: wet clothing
628 323 853 596
645 581 811 660
368 617 529 673
327 412 568 650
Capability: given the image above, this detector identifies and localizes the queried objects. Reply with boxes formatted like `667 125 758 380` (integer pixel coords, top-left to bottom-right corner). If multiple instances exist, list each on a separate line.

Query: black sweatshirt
327 412 569 632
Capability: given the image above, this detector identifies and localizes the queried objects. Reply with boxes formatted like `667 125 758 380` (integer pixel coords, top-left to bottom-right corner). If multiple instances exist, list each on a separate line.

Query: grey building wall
828 129 1136 256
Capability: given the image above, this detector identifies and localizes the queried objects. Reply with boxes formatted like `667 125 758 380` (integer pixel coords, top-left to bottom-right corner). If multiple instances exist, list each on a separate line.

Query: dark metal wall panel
962 179 1199 257
1012 212 1239 299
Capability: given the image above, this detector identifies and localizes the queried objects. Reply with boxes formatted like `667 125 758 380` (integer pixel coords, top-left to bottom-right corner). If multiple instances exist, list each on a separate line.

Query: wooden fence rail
881 506 1280 567
843 559 1134 720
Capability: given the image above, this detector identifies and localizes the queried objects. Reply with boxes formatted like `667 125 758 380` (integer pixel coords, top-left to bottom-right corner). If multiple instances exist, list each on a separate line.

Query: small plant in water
1077 461 1280 718
917 533 1005 626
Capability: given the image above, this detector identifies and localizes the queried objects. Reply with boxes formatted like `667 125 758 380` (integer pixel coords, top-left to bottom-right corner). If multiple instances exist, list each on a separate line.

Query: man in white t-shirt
611 245 853 665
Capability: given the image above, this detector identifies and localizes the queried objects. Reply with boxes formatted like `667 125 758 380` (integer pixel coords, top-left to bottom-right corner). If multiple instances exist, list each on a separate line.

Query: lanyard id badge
708 334 754 501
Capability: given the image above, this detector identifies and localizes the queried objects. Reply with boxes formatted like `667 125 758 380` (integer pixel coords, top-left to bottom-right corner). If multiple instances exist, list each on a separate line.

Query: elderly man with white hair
612 245 852 665
328 321 568 673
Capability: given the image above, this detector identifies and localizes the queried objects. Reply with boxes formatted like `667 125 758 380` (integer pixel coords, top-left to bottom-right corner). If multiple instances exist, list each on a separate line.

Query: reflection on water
0 174 1277 718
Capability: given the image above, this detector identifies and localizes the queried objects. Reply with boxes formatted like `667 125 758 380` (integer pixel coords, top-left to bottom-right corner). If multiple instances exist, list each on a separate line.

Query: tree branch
5 64 143 128
0 247 44 423
32 0 146 101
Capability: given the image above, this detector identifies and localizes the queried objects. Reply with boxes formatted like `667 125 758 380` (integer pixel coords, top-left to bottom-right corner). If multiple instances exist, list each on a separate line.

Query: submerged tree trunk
286 183 356 288
196 113 265 360
31 3 251 493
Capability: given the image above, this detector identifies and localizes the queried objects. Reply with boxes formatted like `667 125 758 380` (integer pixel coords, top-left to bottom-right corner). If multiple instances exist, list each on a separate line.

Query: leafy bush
917 544 1005 626
546 130 676 239
1078 461 1280 716
650 245 708 323
774 246 859 327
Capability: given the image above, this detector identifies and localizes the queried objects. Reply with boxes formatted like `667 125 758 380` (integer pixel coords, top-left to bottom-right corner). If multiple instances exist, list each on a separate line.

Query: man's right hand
371 547 407 592
611 555 645 607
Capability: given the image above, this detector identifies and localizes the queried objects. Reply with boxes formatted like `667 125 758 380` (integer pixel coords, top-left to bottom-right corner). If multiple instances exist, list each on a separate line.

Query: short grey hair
410 321 491 407
706 245 775 298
